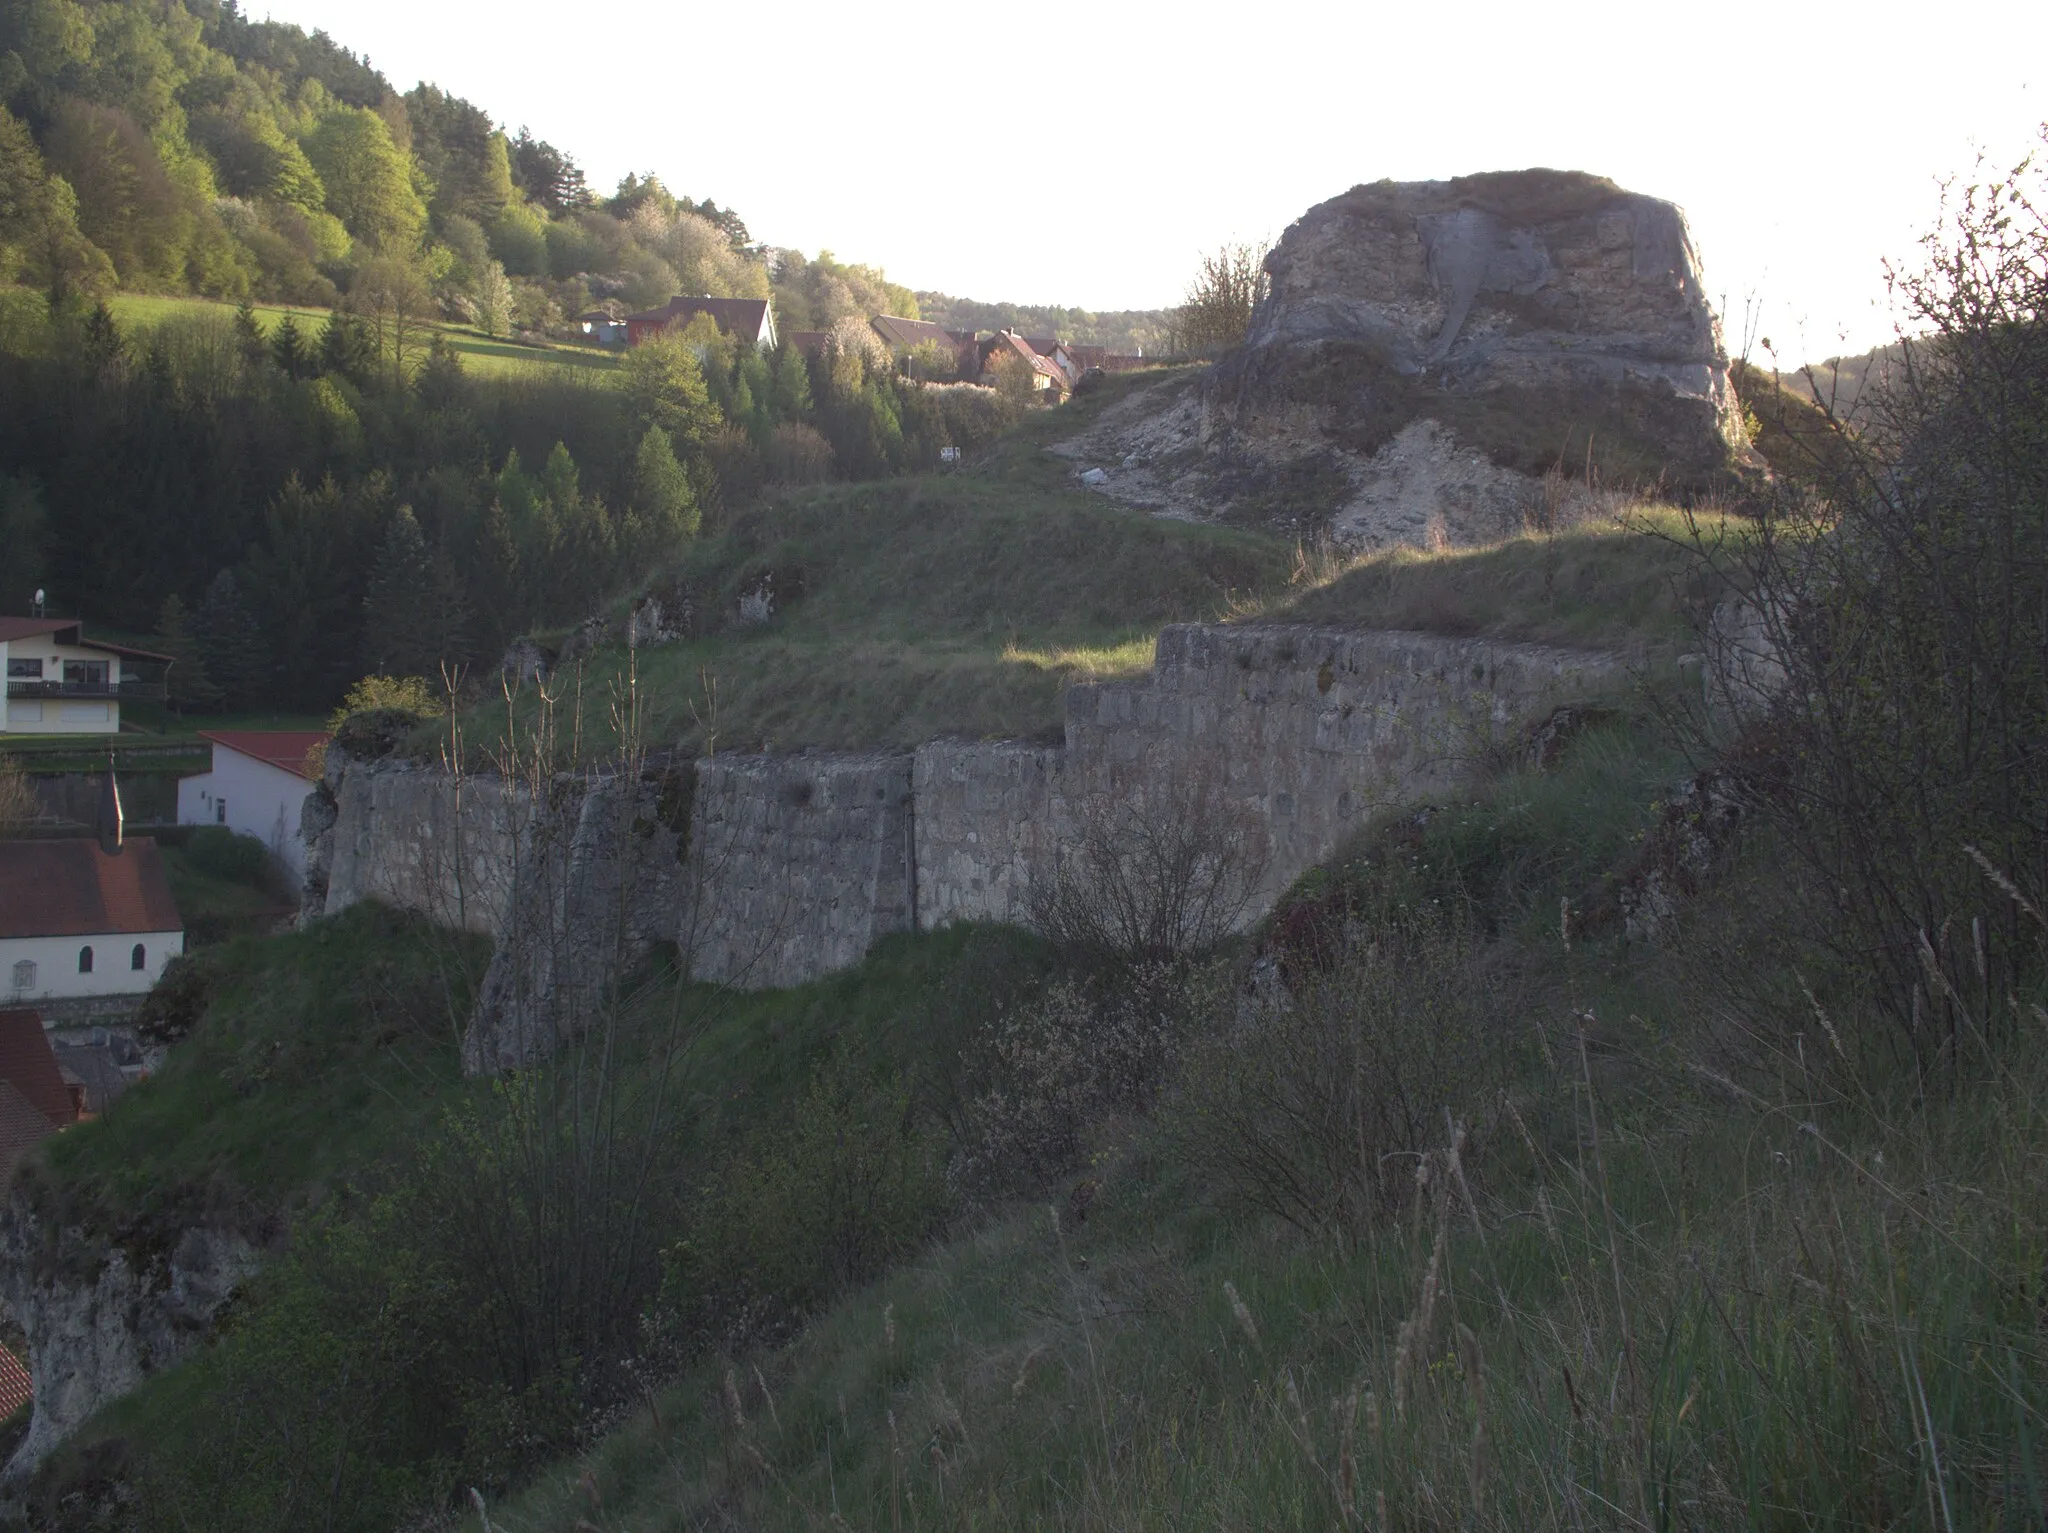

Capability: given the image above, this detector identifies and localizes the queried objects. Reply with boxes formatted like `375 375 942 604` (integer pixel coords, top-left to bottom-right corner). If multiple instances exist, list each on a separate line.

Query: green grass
101 291 618 378
25 902 487 1231
1251 504 1739 652
460 470 1296 758
457 733 2048 1533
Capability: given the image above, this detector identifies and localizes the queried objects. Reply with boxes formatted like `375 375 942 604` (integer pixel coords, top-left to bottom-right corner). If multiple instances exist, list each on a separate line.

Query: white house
0 838 184 1005
1 617 170 735
176 730 329 879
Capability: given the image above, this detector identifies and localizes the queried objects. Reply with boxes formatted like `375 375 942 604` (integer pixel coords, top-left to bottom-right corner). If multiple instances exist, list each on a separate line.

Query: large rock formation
1060 169 1750 546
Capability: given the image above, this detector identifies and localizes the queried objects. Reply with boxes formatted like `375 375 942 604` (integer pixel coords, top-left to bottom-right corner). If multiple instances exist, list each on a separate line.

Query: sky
258 0 2047 364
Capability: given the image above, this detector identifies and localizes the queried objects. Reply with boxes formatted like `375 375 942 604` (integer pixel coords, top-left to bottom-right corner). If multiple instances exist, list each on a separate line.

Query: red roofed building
624 296 777 350
176 730 329 879
978 330 1070 394
0 840 184 1006
869 316 979 378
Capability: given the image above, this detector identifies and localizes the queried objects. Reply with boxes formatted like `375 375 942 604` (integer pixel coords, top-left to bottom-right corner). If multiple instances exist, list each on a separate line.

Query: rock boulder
1061 169 1752 548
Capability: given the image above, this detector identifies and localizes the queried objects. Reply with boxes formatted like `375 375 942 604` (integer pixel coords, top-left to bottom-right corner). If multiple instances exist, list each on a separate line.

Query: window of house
131 943 146 971
62 661 108 686
215 800 227 824
6 658 42 678
9 960 32 992
78 945 93 974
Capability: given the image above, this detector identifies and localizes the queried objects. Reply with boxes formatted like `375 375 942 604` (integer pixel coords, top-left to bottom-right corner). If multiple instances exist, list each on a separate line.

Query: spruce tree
631 425 700 541
270 312 308 379
154 594 222 714
233 301 267 371
360 506 443 677
772 341 813 419
196 570 268 710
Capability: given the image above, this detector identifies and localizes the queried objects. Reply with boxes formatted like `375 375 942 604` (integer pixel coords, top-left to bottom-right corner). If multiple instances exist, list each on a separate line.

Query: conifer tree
196 569 268 710
630 424 700 540
360 506 444 677
772 340 814 419
271 313 309 380
154 594 222 714
234 301 267 371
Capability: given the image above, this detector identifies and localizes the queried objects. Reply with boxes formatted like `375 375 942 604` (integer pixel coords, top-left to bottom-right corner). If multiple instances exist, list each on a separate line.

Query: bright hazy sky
259 0 2046 363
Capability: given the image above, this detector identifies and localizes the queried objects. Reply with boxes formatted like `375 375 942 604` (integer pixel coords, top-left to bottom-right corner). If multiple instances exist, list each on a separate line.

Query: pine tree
154 594 222 714
631 425 700 541
772 341 814 419
196 569 268 710
360 506 444 677
233 301 267 371
318 309 375 385
270 312 308 380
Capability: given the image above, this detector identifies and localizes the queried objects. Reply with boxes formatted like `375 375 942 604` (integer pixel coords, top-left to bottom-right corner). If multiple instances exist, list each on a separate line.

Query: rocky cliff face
0 1198 261 1489
1059 169 1750 546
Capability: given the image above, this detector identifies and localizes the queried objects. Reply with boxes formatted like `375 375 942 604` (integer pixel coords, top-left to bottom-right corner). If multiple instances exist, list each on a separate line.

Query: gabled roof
1023 336 1066 357
199 730 329 781
0 1340 31 1419
0 1081 58 1187
0 838 181 939
0 617 171 663
625 296 774 340
870 315 961 352
783 330 829 357
982 330 1068 385
0 1009 75 1127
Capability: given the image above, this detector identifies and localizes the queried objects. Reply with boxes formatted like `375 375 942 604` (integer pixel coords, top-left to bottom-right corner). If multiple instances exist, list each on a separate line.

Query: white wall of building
1 636 133 734
1 930 185 1003
177 750 315 877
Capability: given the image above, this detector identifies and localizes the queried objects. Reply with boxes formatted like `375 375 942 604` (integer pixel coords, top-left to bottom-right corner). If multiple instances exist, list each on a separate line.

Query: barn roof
199 731 329 781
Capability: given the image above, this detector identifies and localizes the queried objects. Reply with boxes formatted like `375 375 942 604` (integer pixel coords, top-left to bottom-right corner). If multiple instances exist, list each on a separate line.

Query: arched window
78 945 93 974
131 943 146 971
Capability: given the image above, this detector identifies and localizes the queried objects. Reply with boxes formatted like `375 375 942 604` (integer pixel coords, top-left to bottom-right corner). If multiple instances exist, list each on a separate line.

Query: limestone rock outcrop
1059 169 1751 547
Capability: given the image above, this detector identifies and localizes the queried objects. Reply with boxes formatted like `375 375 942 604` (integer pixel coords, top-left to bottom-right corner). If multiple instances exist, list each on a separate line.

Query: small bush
179 825 271 885
1172 912 1517 1237
679 1049 946 1323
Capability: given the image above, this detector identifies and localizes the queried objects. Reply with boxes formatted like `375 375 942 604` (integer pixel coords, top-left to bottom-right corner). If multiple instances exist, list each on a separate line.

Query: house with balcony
1 617 170 735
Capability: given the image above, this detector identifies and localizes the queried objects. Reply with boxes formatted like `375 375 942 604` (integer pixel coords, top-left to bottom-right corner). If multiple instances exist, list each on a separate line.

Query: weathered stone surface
305 746 526 935
0 1201 261 1488
312 625 1629 1049
1059 169 1749 545
461 764 690 1074
684 754 916 990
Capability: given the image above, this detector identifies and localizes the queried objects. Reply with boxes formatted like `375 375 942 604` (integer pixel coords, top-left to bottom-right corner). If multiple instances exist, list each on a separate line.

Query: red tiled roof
0 1081 57 1190
624 296 774 344
199 731 330 781
0 838 181 939
982 330 1067 385
0 1010 74 1127
0 1339 30 1419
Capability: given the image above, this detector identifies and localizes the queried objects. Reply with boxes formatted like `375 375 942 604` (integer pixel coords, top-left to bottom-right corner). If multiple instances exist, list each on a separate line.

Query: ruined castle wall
308 753 526 936
912 740 1067 928
682 753 916 990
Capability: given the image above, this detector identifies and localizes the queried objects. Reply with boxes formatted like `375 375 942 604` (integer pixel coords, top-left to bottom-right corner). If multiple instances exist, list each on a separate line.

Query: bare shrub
1030 765 1270 962
1174 241 1271 357
765 421 834 484
1172 914 1514 1238
949 962 1203 1198
0 756 37 832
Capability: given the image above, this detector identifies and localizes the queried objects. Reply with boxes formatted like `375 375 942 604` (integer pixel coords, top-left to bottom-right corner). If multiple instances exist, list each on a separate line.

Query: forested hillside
915 291 1173 353
0 0 1043 713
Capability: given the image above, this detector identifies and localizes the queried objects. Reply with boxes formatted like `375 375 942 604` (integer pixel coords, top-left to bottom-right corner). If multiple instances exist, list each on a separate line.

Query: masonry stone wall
914 625 1625 927
303 747 526 936
684 753 916 991
305 625 1627 1063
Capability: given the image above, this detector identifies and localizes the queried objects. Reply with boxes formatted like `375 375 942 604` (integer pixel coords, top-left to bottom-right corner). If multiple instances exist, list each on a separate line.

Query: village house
869 315 979 377
0 838 184 1007
1 617 169 736
978 330 1069 394
176 730 330 880
1022 336 1081 387
574 309 628 346
624 296 778 350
